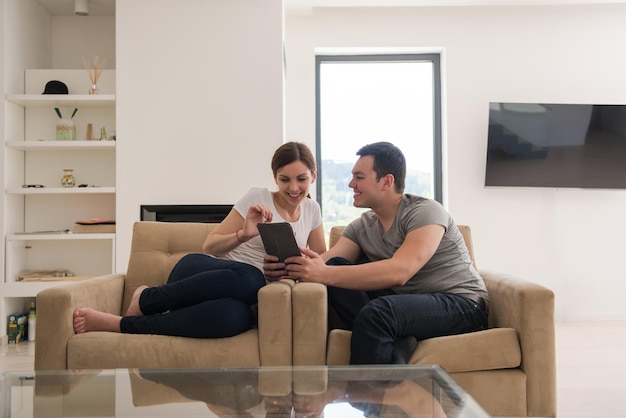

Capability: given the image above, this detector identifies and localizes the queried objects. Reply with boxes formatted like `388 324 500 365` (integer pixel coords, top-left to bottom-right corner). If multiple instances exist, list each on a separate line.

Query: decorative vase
56 119 76 141
61 169 76 188
89 84 99 95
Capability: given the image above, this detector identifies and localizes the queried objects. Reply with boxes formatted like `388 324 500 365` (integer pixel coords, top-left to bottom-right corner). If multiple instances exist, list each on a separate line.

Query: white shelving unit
1 70 116 336
6 140 115 150
6 187 116 195
5 95 115 107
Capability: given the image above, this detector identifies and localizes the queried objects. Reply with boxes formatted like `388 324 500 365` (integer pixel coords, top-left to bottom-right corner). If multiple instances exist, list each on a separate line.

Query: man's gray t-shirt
343 194 488 301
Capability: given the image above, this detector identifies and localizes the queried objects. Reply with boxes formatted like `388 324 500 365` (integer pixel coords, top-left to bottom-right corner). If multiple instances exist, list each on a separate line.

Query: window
316 54 442 236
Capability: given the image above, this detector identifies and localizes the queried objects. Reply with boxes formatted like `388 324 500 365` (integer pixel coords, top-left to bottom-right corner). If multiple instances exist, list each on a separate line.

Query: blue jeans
120 253 266 338
326 257 488 365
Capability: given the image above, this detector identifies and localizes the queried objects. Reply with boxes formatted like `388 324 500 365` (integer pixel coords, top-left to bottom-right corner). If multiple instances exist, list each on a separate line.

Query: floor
553 321 626 417
1 321 625 417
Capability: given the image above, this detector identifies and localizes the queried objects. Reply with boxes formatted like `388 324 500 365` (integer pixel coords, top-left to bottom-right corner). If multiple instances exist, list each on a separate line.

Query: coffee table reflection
2 365 488 417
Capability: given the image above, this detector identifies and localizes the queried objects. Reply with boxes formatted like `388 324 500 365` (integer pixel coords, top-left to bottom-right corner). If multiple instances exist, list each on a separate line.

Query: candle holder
56 119 75 141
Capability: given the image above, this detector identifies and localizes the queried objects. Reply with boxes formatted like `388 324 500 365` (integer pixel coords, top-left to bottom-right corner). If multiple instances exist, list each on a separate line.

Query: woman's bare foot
73 308 122 334
125 285 148 316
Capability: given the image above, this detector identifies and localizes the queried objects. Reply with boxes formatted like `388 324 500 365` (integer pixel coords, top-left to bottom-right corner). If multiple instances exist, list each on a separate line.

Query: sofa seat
327 327 521 373
411 327 521 372
325 325 529 416
67 329 261 370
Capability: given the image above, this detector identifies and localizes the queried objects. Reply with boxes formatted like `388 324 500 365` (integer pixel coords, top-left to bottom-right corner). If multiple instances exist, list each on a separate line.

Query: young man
264 141 488 365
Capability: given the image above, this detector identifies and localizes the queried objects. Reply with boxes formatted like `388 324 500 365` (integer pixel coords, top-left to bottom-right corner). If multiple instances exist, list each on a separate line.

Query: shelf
6 140 115 150
0 281 95 297
7 187 115 195
6 94 115 107
8 233 115 241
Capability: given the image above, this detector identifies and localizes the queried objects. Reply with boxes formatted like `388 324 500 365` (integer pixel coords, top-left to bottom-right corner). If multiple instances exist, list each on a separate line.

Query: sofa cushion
67 330 261 370
409 328 521 372
326 329 351 365
326 327 521 373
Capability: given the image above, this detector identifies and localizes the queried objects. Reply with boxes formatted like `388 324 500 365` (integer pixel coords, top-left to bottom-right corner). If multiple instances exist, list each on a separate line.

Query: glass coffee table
1 365 489 417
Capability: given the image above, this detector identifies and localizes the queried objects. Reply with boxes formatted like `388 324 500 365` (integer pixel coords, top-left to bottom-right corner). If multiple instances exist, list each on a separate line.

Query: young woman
73 142 325 338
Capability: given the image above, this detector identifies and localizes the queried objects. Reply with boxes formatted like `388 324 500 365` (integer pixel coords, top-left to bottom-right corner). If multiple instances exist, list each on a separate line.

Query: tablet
257 222 301 262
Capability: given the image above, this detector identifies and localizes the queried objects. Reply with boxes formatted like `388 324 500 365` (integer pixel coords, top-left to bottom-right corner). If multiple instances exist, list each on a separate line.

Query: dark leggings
120 254 266 338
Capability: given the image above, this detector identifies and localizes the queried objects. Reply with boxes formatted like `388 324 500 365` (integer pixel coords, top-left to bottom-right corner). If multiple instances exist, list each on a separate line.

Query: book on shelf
17 269 91 282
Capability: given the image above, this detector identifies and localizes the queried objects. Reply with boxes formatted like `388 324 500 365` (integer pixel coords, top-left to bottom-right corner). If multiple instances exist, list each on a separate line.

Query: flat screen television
485 102 626 189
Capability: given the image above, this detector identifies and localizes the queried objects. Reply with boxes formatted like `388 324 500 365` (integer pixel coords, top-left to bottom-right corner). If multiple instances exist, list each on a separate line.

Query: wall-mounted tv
485 102 626 189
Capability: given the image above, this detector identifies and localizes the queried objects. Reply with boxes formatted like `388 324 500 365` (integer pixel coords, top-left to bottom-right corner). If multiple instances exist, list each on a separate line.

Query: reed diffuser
82 55 106 94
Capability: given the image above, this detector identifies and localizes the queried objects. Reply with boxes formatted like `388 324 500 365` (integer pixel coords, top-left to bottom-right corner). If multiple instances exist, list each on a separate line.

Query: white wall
115 0 284 271
51 16 115 71
284 4 626 321
2 0 52 91
1 0 52 275
1 0 54 323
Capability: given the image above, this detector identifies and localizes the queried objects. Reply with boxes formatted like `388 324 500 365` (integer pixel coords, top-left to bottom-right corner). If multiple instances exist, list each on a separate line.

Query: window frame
315 53 443 207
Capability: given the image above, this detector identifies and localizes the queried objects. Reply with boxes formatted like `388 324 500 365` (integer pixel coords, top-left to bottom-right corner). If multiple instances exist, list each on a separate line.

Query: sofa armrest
480 269 556 417
292 282 327 366
34 274 126 370
258 279 295 366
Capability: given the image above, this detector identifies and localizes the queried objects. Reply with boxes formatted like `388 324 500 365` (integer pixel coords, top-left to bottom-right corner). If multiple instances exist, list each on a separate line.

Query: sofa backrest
122 221 219 313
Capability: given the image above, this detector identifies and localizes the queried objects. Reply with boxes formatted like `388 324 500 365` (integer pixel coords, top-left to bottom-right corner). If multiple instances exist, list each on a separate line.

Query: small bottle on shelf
61 169 76 188
28 302 36 342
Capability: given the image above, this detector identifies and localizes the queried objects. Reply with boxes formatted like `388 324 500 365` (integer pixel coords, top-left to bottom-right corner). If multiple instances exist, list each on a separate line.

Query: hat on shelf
42 80 69 94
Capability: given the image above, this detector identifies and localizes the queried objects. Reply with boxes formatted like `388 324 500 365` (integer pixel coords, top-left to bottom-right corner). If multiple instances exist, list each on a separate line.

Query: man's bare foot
125 285 148 316
73 308 122 334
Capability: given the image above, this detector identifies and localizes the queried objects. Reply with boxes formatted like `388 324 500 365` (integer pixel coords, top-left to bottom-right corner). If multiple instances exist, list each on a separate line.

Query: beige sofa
292 225 557 417
35 221 556 416
35 221 294 370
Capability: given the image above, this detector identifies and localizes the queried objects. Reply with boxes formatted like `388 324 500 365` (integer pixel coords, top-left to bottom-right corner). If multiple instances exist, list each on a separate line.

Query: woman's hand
239 204 273 242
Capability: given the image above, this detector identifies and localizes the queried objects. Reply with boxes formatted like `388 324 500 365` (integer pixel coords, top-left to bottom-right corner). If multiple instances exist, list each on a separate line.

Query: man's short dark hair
356 142 406 193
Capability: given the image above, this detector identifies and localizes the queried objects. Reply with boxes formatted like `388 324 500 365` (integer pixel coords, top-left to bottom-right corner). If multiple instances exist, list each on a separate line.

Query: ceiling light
75 0 89 16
